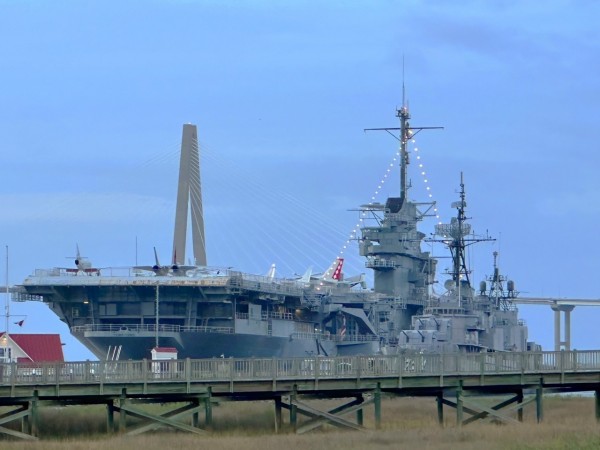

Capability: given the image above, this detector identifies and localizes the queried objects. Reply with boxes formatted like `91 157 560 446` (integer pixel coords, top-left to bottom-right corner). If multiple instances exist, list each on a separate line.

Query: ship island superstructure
14 106 533 360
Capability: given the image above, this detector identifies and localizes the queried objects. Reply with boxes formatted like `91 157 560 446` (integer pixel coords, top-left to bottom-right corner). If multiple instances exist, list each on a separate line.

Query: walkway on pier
1 350 600 440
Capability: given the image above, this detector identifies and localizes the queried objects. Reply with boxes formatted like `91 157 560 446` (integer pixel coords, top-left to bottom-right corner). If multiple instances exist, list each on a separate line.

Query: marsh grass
1 396 599 449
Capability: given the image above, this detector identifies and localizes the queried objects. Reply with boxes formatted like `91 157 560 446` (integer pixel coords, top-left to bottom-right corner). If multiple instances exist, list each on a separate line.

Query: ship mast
365 100 442 208
433 173 495 300
398 103 411 205
453 173 468 287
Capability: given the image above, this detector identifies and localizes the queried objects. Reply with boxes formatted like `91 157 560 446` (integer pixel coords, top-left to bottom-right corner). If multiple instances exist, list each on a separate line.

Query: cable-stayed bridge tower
172 124 207 266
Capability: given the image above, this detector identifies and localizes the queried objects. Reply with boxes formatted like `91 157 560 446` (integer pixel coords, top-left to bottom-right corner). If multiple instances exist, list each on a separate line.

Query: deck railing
2 350 600 387
71 324 235 334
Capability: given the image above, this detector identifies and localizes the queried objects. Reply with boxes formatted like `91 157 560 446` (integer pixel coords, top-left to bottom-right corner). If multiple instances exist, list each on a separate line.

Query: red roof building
0 332 65 363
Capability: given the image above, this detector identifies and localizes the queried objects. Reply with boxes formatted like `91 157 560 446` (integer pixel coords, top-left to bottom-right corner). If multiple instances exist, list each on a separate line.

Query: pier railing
2 350 600 387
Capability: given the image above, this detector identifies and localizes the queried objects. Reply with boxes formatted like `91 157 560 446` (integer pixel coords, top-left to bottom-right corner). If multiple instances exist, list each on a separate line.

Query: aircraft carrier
13 103 535 360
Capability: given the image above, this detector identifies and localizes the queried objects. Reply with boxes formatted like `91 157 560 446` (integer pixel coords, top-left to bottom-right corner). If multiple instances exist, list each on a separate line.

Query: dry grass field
1 395 599 449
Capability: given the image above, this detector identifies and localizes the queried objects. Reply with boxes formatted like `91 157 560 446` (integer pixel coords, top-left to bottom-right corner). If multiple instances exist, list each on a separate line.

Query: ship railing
289 332 379 343
31 267 134 278
290 332 337 342
26 267 294 284
225 273 303 296
235 312 294 321
500 301 519 312
365 258 396 269
4 350 600 386
336 334 380 342
71 324 235 335
385 213 416 223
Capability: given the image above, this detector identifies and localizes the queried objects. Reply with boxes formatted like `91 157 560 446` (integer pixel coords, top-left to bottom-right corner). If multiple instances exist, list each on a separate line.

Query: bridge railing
2 350 600 387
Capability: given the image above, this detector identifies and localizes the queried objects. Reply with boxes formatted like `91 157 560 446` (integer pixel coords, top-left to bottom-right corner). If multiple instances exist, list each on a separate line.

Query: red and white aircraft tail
322 258 344 281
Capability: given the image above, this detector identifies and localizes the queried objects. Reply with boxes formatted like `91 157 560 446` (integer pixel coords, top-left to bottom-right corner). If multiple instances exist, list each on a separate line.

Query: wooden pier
1 350 600 440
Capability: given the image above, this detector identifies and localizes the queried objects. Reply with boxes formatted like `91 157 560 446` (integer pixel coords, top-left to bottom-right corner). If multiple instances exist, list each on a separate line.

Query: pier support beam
204 388 213 429
280 394 367 434
374 383 382 430
440 390 531 426
106 402 115 433
536 381 544 423
30 391 39 438
116 403 206 436
437 393 444 427
456 381 464 427
274 396 283 432
293 397 367 434
119 389 127 433
595 390 600 422
290 389 298 432
191 398 199 428
0 405 38 440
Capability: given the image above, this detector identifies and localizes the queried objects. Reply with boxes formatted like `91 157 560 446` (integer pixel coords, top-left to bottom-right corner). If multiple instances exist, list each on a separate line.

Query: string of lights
323 138 442 279
412 138 442 225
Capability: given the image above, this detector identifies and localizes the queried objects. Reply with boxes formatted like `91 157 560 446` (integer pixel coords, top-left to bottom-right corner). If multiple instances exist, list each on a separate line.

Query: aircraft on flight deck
134 247 196 276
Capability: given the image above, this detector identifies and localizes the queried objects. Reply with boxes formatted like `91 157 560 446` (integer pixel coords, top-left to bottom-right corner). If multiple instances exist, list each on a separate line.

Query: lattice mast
433 173 494 291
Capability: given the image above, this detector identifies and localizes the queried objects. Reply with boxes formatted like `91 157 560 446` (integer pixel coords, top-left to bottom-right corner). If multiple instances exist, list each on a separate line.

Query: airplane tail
152 247 160 272
344 273 367 289
299 266 313 283
74 243 83 267
322 258 344 281
72 244 92 270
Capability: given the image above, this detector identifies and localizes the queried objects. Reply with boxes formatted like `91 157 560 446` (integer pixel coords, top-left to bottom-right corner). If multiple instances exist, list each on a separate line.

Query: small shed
150 347 178 375
151 346 178 361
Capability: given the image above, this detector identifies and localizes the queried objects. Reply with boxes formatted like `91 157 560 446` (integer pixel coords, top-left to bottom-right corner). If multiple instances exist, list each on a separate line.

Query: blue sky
1 0 599 360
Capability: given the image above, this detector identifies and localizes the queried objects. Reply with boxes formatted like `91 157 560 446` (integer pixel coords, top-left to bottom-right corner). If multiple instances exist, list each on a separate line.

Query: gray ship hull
72 329 379 360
